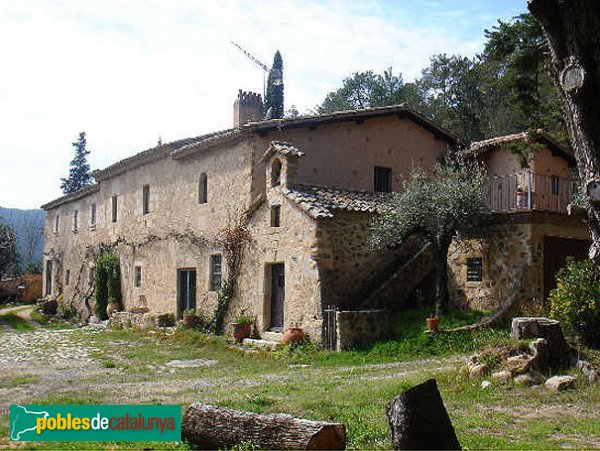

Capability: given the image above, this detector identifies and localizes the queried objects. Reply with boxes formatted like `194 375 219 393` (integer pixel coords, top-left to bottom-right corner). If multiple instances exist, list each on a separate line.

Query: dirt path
0 305 37 331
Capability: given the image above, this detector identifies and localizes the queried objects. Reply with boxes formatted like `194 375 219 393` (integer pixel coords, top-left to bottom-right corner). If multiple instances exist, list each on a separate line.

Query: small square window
210 255 222 291
134 266 142 287
374 166 392 193
467 257 483 282
271 205 281 227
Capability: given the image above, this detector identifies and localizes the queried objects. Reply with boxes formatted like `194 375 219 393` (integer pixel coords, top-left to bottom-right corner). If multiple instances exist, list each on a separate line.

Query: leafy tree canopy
0 222 20 278
61 132 93 194
318 13 566 144
264 51 284 119
370 157 490 312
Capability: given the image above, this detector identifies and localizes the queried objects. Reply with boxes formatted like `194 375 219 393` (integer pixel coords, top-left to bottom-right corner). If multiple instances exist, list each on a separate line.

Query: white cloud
0 0 522 208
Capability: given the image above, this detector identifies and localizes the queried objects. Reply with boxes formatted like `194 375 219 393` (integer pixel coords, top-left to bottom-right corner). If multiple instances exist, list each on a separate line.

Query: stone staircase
358 242 435 310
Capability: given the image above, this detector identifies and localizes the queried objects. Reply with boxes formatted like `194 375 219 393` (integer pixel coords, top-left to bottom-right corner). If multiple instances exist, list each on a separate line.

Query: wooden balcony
486 172 575 214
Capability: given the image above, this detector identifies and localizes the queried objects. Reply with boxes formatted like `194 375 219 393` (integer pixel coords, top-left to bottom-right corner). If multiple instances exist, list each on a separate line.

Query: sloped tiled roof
260 141 305 163
93 128 239 180
283 184 393 219
470 129 576 166
41 183 100 210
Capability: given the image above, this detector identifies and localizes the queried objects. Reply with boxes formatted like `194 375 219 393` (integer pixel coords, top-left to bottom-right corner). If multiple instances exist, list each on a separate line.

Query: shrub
157 313 176 327
549 257 600 347
57 298 78 319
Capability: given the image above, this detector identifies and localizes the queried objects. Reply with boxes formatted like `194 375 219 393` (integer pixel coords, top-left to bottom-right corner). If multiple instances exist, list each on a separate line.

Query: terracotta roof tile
283 184 393 219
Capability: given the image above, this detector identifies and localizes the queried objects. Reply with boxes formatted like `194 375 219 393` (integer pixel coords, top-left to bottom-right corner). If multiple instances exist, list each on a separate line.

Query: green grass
1 311 599 450
0 312 34 331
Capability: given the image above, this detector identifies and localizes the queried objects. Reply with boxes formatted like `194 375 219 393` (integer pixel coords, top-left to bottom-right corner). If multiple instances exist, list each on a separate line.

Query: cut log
511 317 572 368
386 379 461 450
181 403 346 450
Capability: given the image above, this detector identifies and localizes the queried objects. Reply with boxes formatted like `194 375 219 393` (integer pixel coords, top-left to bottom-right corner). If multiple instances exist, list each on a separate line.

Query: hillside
0 207 45 272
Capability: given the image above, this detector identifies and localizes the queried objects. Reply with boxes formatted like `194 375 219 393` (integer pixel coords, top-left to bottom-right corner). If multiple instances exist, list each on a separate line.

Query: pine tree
264 51 284 119
61 132 93 194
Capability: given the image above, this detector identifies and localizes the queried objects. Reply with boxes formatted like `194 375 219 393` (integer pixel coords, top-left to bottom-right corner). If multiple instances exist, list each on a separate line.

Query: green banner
10 404 181 442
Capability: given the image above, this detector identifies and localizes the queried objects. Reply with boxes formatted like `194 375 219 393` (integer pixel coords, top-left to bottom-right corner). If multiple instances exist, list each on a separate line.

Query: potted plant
106 297 121 317
182 307 197 329
426 305 440 332
283 323 305 345
231 309 254 343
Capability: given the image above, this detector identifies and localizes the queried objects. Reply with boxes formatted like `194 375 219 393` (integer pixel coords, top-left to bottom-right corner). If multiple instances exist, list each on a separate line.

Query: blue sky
0 0 527 209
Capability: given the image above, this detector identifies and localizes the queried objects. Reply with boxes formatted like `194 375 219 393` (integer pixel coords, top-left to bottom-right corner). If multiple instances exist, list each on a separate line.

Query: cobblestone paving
0 328 101 366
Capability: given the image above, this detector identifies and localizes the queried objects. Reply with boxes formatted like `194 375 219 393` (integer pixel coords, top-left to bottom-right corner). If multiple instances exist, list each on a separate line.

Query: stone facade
336 309 390 351
42 98 588 346
42 102 453 344
448 212 589 316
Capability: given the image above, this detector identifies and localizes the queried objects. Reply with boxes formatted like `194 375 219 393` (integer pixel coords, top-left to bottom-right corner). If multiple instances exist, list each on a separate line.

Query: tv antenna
230 41 269 97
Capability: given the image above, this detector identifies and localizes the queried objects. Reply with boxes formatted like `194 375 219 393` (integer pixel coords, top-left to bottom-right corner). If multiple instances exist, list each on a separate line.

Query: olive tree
370 156 490 313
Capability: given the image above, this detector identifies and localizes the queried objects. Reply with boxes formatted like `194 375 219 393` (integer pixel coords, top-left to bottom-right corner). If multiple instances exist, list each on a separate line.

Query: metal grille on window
210 255 222 291
551 176 560 196
467 257 483 282
134 266 142 288
374 166 392 193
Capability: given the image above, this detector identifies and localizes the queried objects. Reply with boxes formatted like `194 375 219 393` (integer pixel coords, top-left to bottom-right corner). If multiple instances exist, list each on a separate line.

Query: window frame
134 265 142 288
374 166 393 193
209 254 222 291
466 257 483 282
90 203 97 226
271 205 281 227
198 173 208 204
111 195 118 223
142 184 150 215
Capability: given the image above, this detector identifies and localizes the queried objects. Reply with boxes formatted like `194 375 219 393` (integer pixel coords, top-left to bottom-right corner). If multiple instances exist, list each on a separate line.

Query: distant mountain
0 207 46 272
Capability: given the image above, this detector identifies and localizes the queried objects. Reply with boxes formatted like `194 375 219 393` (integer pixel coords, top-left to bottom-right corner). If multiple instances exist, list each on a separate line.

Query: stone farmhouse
42 91 589 347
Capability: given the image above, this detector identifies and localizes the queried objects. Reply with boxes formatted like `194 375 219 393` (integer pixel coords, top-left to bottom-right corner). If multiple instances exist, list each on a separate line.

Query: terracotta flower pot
232 323 252 343
106 302 120 317
283 327 305 345
426 317 440 332
183 314 197 329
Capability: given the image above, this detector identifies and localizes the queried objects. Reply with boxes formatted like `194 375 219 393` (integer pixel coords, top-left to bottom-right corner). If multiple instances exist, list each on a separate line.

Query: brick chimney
233 90 263 128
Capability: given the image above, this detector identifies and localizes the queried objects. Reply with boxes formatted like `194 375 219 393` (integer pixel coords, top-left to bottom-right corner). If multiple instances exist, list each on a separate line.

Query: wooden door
269 264 285 331
177 269 197 318
543 236 589 301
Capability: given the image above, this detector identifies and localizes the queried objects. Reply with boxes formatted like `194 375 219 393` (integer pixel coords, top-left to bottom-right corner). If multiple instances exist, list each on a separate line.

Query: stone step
242 338 280 350
262 331 284 343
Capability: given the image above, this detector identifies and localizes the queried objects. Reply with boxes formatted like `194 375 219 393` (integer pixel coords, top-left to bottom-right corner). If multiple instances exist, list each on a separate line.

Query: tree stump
511 317 572 368
386 379 461 450
181 403 346 450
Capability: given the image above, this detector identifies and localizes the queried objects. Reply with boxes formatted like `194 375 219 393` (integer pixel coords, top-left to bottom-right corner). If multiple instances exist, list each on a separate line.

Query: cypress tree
61 132 93 194
264 51 284 119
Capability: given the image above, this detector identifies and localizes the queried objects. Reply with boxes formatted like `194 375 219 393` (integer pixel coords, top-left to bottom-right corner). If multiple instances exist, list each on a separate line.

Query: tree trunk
181 403 346 450
528 0 600 262
386 379 461 450
434 242 450 313
511 317 572 368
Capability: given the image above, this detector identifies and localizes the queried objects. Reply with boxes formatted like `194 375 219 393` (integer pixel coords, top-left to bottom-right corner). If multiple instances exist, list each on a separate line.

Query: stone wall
109 311 156 330
336 309 390 351
448 212 589 317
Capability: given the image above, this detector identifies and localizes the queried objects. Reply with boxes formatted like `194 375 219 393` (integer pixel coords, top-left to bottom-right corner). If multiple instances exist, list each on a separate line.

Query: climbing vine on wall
94 252 121 320
211 215 252 334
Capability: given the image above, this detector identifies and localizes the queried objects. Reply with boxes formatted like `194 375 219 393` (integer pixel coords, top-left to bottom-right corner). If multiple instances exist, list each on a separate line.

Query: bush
157 313 176 327
549 257 600 347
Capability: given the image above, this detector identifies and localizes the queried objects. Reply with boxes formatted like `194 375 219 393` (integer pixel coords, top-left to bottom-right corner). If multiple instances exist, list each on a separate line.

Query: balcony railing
486 172 575 213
